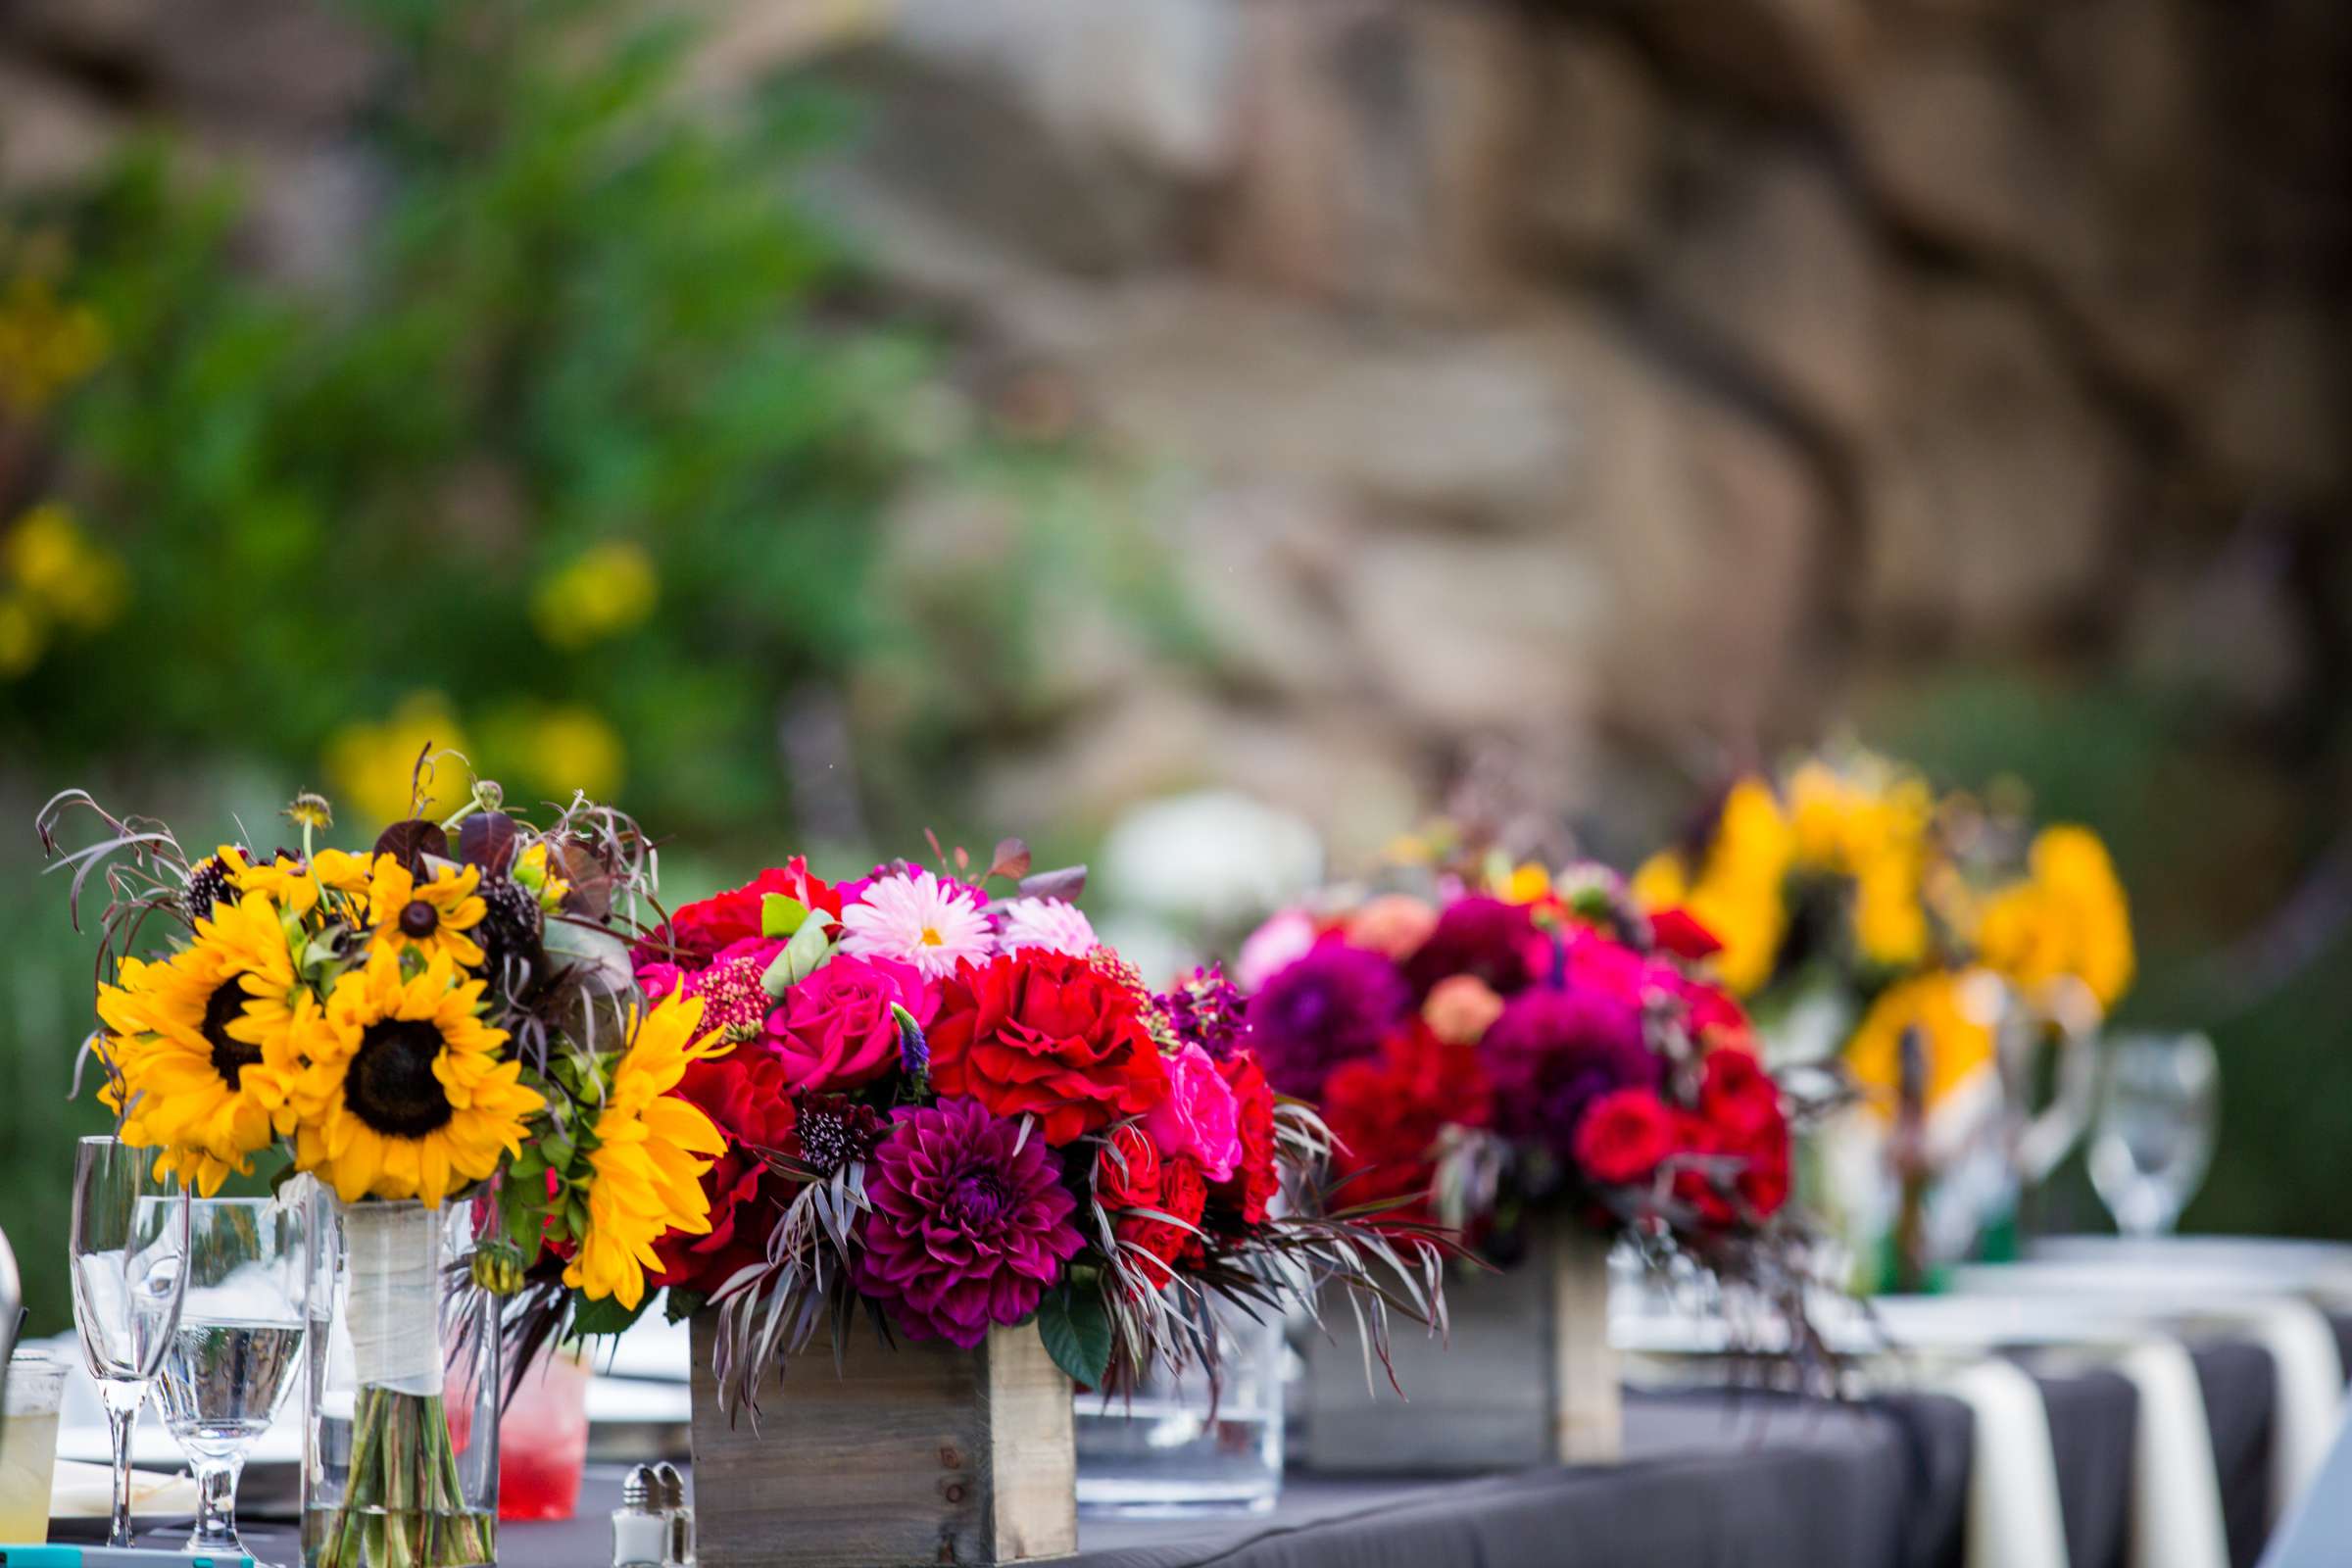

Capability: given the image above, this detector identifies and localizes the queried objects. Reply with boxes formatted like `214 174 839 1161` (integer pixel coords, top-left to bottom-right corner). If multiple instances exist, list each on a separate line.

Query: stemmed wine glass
69 1136 190 1546
153 1197 307 1559
2087 1032 2220 1239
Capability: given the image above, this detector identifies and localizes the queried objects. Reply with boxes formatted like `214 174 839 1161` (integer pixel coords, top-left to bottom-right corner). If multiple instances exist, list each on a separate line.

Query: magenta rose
1143 1042 1243 1182
768 953 935 1094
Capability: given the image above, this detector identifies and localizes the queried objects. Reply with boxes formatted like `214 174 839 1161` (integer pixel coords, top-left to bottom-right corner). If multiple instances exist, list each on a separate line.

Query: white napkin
47 1458 199 1519
2112 1340 2232 1568
1934 1356 2070 1568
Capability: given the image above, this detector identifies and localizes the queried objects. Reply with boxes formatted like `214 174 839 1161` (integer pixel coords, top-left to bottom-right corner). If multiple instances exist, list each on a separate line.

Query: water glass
497 1347 591 1522
1074 1301 1286 1516
1 1353 68 1543
154 1197 307 1557
2088 1031 2219 1239
69 1136 190 1546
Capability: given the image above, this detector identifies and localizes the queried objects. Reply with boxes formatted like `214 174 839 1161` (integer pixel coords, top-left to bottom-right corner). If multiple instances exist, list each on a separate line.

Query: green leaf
760 893 810 938
570 1291 654 1339
662 1288 708 1325
760 911 835 998
1035 1285 1112 1390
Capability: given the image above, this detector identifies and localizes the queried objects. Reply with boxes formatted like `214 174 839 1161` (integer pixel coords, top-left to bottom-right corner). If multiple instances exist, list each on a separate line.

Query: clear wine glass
69 1136 190 1546
153 1196 307 1559
2087 1032 2220 1239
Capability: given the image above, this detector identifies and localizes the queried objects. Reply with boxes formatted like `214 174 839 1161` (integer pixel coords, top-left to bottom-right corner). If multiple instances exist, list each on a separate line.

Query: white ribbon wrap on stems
340 1200 446 1397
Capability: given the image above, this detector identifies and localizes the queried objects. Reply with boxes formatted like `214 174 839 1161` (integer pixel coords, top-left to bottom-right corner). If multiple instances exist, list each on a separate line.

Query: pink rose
768 954 935 1094
1143 1043 1242 1183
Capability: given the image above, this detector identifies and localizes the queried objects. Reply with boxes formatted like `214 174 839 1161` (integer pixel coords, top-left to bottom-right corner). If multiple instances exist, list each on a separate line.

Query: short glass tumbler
1074 1300 1285 1516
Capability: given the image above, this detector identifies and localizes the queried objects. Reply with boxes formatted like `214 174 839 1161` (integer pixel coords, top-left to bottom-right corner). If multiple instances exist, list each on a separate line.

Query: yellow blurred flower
531 541 657 650
0 260 106 413
1974 825 2134 1015
1786 758 1936 970
324 693 471 825
0 505 128 678
1498 861 1552 906
0 592 38 677
480 702 625 803
1845 967 2004 1118
1632 777 1792 996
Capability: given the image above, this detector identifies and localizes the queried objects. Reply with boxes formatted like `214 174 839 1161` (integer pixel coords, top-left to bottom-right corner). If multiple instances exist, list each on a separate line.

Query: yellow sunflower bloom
227 846 371 917
289 952 541 1206
92 896 305 1195
366 853 488 968
1975 825 2134 1015
564 995 730 1311
1632 777 1792 997
1845 967 2003 1118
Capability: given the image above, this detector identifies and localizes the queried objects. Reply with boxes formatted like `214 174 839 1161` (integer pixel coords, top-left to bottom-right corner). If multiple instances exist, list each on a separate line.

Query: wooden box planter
688 1313 1078 1568
1304 1220 1620 1472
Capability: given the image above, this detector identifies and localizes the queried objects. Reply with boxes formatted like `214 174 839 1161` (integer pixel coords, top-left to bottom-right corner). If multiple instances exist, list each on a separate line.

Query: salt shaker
612 1464 670 1568
656 1459 696 1566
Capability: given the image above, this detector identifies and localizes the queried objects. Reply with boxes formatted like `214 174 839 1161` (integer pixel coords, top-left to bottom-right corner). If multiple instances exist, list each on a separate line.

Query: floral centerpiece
1237 854 1826 1467
1628 748 2135 1284
39 770 681 1568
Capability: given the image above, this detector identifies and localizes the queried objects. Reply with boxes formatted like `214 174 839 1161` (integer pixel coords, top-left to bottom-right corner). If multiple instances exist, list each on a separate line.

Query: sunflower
1633 777 1793 997
564 994 730 1310
290 951 541 1205
365 853 488 968
93 894 305 1195
1974 826 2134 1016
227 846 371 917
1844 967 2002 1118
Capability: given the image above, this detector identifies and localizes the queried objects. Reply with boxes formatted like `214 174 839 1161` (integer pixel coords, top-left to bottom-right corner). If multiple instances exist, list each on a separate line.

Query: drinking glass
154 1197 307 1558
2088 1032 2220 1239
69 1136 190 1546
1074 1299 1286 1515
1 1353 68 1543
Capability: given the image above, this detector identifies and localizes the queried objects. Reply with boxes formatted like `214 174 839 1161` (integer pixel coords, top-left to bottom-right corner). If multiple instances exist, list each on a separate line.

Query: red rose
651 1047 802 1295
1321 1024 1491 1225
770 953 933 1095
1648 906 1724 961
1212 1051 1280 1227
1739 1141 1790 1218
1681 980 1753 1051
1572 1088 1678 1187
1668 1112 1738 1228
929 952 1167 1146
633 858 844 968
1114 1153 1207 1291
1698 1048 1787 1152
1097 1124 1162 1210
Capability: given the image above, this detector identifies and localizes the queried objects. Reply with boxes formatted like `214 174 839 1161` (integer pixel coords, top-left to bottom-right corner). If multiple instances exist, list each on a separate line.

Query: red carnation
1213 1051 1281 1227
1697 1049 1785 1148
632 858 843 969
1321 1024 1492 1225
1097 1124 1162 1210
929 952 1167 1146
1669 1112 1739 1228
1114 1153 1208 1291
1572 1088 1678 1187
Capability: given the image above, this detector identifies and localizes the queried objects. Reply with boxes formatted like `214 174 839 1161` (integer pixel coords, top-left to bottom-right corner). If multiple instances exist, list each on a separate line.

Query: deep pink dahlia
856 1097 1086 1348
1477 984 1659 1162
1245 941 1408 1099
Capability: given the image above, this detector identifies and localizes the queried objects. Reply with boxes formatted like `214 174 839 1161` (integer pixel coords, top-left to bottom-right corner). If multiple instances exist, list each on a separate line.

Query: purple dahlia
856 1097 1086 1348
1477 985 1659 1161
1246 942 1408 1099
1401 896 1544 999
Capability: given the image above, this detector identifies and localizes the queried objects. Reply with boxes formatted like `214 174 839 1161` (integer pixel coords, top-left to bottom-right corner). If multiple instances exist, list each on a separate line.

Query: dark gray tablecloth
54 1333 2312 1567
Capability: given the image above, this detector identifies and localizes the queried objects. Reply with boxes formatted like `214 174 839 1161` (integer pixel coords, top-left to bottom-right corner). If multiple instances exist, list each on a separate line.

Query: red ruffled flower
929 952 1167 1146
1572 1088 1678 1187
632 858 843 969
1321 1024 1492 1224
1111 1151 1208 1291
1647 906 1724 961
1663 1051 1792 1228
1213 1051 1281 1227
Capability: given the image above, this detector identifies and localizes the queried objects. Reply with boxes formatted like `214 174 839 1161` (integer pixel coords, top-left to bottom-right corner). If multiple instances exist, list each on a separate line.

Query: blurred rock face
2 0 2344 852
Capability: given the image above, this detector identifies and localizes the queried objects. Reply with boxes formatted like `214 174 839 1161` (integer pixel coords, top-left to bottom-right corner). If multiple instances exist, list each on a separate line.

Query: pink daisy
838 868 995 980
996 897 1098 958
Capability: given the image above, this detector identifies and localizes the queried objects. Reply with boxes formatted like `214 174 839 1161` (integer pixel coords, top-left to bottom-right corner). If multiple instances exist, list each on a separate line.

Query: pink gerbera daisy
996 897 1098 958
838 868 995 980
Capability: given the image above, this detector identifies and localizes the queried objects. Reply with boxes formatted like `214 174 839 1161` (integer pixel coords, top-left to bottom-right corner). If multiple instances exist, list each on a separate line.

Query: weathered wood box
688 1314 1077 1568
1304 1221 1621 1472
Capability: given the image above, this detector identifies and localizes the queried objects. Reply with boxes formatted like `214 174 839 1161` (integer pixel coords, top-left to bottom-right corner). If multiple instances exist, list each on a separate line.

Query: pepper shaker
613 1464 670 1568
656 1460 695 1566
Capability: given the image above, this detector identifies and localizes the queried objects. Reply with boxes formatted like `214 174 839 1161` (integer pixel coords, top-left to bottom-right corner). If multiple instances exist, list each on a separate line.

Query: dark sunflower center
202 981 263 1090
348 1019 455 1138
398 900 440 939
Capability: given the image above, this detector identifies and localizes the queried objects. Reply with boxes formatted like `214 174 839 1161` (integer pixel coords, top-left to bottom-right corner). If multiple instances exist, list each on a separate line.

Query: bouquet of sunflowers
1629 747 2134 1283
39 768 694 1568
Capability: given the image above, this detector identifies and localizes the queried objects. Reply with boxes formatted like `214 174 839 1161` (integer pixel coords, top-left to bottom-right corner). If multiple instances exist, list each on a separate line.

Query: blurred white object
1098 792 1322 931
1936 1357 2068 1568
2089 1032 2220 1238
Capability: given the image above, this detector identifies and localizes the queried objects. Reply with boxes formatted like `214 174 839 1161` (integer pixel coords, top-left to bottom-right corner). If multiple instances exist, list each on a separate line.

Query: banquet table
56 1337 2315 1568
